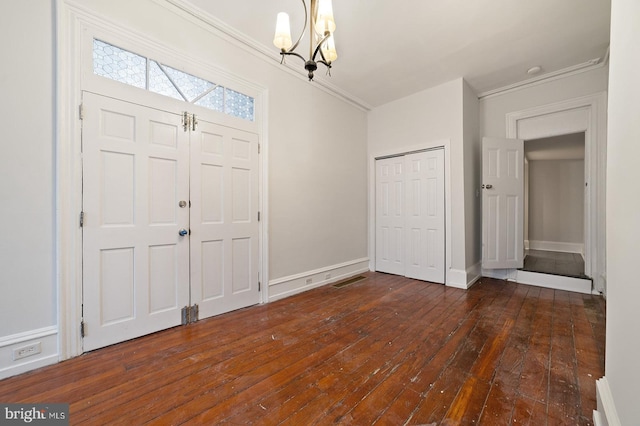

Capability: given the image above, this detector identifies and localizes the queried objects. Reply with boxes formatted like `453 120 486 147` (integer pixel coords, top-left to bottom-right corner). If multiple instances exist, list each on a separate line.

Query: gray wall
528 160 584 245
0 1 56 337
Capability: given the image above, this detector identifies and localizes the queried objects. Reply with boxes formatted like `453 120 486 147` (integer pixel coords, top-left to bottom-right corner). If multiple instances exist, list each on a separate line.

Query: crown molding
157 0 372 111
478 49 610 100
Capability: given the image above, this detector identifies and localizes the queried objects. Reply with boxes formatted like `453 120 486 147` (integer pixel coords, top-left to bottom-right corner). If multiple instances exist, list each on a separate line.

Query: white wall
66 0 368 285
480 66 609 139
599 0 640 423
368 78 477 287
463 80 480 276
0 0 369 377
528 159 584 247
0 1 58 376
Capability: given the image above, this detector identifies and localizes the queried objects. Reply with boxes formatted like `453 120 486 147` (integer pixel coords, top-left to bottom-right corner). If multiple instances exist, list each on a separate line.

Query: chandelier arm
311 32 331 64
280 51 307 64
287 0 308 54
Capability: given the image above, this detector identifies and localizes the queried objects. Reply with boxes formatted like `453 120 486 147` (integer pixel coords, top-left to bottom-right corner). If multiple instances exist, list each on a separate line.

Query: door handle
482 184 493 189
178 228 189 236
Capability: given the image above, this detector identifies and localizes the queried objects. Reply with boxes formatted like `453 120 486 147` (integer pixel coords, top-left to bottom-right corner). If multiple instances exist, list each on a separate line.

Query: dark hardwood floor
0 272 606 425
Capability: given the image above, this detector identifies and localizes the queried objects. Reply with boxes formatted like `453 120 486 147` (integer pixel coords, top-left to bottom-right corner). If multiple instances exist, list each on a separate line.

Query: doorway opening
521 132 587 279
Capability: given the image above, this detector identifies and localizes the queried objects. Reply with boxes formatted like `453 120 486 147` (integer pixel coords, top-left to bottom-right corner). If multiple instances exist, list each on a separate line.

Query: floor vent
333 275 367 288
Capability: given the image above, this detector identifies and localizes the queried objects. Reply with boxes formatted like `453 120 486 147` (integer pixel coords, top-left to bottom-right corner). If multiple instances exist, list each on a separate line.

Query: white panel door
404 150 445 283
189 118 260 319
375 157 405 275
82 92 190 351
482 137 525 269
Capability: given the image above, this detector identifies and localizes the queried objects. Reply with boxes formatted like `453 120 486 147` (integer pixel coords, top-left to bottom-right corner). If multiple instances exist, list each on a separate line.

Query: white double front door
375 149 446 283
81 92 260 351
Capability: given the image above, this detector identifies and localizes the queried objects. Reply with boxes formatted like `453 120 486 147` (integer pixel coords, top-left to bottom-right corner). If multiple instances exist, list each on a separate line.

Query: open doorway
521 132 587 278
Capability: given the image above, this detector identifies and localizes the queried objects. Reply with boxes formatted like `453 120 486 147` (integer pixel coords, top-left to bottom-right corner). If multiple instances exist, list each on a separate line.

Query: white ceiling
184 0 611 108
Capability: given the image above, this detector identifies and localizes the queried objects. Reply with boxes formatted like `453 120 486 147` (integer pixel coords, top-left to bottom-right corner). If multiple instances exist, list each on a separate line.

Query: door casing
505 93 607 294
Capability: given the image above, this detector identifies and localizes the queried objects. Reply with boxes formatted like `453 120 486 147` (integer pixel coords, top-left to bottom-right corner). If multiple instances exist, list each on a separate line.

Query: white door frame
368 139 451 285
55 3 269 360
505 92 607 294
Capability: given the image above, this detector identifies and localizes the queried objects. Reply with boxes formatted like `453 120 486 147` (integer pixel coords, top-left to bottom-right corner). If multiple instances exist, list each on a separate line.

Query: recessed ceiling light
527 66 542 75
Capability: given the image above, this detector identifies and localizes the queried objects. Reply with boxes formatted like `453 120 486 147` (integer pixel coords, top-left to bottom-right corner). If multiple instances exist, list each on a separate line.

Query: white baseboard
447 263 481 289
481 268 592 294
516 270 592 294
528 240 584 254
466 262 482 288
268 258 370 302
446 268 468 289
0 326 58 380
594 377 621 426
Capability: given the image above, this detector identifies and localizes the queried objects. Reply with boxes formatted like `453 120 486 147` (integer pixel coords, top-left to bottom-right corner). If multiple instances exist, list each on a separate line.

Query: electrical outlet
13 342 42 361
325 273 331 280
306 278 313 285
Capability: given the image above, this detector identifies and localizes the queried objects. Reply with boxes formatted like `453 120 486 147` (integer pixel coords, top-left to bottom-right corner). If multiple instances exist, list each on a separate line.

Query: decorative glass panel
225 88 255 121
92 39 255 122
149 61 184 101
93 40 146 89
161 65 214 102
194 86 225 113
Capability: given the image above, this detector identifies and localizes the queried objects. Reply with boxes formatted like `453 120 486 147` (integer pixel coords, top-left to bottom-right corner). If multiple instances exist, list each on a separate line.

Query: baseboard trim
528 240 584 254
516 270 592 294
268 258 370 302
466 262 482 288
446 264 481 289
594 377 621 426
447 269 469 289
0 326 59 380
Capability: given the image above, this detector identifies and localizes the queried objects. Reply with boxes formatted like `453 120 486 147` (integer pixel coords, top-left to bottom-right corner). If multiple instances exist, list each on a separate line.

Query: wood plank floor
0 272 606 425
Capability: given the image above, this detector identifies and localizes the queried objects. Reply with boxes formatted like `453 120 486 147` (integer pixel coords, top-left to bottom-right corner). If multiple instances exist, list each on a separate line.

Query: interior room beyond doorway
522 132 586 279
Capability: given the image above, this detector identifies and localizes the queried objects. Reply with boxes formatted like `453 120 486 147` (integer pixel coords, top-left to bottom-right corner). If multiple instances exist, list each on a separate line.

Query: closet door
404 150 445 283
375 157 405 275
375 149 445 284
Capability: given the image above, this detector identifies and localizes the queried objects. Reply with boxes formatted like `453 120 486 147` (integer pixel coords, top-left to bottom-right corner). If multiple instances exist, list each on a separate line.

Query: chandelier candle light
273 0 337 81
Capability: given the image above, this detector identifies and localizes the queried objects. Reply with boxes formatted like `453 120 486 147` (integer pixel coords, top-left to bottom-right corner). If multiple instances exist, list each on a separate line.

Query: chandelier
273 0 337 81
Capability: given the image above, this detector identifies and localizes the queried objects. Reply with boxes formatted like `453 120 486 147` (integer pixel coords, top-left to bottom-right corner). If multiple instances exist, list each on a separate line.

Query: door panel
190 120 260 318
404 150 445 283
82 92 190 351
482 137 524 269
375 157 405 275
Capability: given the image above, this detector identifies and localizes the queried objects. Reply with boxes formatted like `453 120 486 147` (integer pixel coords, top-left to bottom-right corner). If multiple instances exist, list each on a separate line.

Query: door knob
483 184 493 189
178 228 189 236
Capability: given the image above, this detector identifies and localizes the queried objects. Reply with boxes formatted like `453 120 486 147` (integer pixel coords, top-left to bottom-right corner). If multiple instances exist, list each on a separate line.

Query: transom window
92 39 255 122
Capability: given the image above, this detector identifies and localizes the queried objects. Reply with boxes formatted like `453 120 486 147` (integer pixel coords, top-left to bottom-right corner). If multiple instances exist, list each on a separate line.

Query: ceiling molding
478 51 609 100
157 0 372 111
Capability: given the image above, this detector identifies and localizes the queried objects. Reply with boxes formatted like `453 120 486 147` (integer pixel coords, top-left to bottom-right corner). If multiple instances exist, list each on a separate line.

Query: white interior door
82 92 190 351
482 137 524 269
375 157 405 275
190 119 260 319
404 150 445 283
